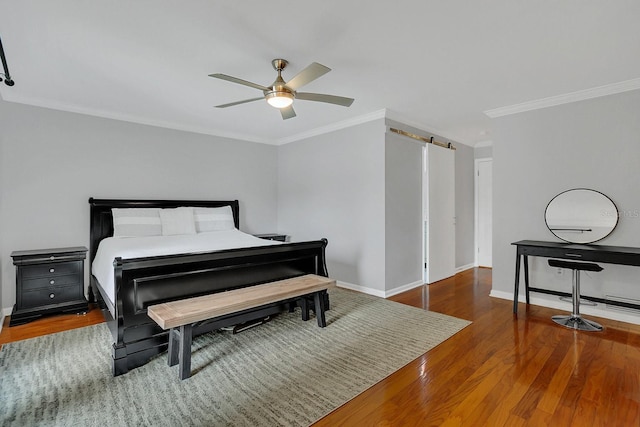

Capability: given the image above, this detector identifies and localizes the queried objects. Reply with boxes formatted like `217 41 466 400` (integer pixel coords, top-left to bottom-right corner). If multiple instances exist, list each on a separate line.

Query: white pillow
159 207 196 236
194 206 235 232
112 208 162 237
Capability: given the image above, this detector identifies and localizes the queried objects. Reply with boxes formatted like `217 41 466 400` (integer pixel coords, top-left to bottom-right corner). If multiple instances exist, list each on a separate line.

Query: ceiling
1 1 639 146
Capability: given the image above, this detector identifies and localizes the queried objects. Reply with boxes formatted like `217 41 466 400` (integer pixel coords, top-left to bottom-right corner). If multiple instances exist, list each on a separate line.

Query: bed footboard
103 239 329 376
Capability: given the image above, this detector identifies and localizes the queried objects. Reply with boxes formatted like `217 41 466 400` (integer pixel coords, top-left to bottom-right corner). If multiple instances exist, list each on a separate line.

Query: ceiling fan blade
208 73 270 91
296 92 354 107
280 105 296 120
215 97 264 108
285 63 331 91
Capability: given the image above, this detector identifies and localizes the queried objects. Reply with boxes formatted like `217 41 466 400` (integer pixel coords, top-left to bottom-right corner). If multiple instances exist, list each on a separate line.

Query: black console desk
512 240 640 314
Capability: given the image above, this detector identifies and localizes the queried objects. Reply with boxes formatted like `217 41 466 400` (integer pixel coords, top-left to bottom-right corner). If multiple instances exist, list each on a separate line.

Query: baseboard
337 281 386 298
1 306 13 334
0 307 10 334
384 280 424 298
490 289 640 325
338 279 425 299
455 263 476 273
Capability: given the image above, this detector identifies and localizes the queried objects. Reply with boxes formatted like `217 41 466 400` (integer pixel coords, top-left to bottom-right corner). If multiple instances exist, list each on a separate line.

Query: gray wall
475 145 493 159
277 119 387 293
0 101 477 310
0 125 3 316
277 116 474 296
493 89 640 320
0 100 279 311
385 119 476 271
455 143 475 269
384 131 422 291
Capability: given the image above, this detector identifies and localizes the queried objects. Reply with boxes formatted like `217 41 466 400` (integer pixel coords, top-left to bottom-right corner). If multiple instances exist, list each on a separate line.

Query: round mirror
545 188 618 244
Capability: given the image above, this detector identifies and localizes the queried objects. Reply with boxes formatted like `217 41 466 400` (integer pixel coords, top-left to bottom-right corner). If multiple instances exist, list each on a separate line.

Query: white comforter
92 229 281 304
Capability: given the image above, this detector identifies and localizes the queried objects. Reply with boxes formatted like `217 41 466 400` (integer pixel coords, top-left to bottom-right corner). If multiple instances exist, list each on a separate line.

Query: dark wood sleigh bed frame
88 198 329 376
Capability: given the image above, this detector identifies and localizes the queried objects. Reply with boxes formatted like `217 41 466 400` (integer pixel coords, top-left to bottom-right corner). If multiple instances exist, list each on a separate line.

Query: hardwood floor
0 304 104 345
2 268 639 425
313 268 640 426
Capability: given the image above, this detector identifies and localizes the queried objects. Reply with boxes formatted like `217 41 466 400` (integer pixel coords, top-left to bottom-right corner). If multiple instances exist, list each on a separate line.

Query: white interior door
424 144 455 284
476 158 493 267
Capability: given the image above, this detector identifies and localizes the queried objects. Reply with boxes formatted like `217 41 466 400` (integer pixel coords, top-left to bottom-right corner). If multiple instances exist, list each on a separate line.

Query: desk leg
523 255 530 305
514 253 521 314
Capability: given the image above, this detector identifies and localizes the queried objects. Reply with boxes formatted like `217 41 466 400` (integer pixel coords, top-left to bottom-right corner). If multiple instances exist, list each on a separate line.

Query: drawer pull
49 268 55 273
49 293 55 299
50 280 55 285
565 253 582 258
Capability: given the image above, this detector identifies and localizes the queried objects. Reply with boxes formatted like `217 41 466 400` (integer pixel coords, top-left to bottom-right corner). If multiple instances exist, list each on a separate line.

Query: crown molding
0 92 276 144
275 109 387 145
1 92 391 146
484 77 640 118
1 91 470 147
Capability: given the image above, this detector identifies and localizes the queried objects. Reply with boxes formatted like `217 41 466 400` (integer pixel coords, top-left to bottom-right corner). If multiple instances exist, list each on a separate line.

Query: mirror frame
544 188 619 244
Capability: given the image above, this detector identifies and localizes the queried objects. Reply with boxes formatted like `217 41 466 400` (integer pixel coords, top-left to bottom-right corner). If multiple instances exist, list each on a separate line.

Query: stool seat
548 259 603 272
548 259 603 332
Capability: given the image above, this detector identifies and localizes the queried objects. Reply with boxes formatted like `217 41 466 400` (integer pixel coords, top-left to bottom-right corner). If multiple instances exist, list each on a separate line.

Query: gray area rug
0 288 470 426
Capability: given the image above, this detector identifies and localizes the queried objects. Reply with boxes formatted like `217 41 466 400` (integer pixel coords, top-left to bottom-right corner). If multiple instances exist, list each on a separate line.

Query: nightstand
10 246 89 326
254 233 288 242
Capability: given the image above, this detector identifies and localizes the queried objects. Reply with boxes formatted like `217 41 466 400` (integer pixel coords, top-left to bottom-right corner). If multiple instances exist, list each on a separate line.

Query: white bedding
92 229 282 304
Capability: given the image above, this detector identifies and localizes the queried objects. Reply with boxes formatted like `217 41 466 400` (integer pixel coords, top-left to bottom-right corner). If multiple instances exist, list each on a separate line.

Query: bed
88 198 329 376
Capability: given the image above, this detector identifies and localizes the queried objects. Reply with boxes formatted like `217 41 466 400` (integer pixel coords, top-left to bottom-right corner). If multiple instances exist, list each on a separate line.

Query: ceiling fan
208 59 354 120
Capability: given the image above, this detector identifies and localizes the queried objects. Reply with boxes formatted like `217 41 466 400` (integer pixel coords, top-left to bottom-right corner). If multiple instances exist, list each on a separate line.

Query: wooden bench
147 274 336 380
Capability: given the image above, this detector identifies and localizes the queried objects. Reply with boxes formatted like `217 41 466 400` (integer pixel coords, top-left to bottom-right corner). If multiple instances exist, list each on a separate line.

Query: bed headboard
88 198 240 263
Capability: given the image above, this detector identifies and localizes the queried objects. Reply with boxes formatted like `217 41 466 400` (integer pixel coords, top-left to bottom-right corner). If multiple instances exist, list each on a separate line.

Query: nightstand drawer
21 285 81 309
22 261 81 279
22 274 81 291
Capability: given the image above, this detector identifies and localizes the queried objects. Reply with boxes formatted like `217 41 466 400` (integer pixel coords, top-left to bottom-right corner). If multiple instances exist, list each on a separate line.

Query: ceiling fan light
266 91 294 109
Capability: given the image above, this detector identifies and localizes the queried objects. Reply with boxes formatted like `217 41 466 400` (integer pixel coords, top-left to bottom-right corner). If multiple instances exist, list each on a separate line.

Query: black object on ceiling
0 36 15 86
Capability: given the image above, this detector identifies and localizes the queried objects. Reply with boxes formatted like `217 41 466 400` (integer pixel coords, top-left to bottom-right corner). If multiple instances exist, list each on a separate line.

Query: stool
548 259 603 331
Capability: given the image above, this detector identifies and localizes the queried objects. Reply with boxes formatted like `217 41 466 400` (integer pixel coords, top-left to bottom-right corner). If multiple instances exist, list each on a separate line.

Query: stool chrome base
552 314 603 332
548 260 604 332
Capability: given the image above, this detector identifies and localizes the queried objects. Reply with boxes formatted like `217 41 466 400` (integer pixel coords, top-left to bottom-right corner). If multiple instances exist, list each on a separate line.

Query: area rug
0 287 470 426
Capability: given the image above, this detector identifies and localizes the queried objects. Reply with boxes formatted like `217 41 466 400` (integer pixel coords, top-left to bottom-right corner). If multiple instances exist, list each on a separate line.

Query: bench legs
168 324 193 380
314 291 327 327
300 290 328 327
301 297 310 321
167 290 328 381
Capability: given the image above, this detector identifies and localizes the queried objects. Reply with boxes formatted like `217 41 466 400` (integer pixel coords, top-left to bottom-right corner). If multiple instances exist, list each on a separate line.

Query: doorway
475 158 493 267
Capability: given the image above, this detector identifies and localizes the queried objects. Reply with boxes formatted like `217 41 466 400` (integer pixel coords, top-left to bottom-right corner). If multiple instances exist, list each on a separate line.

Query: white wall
277 119 387 293
384 131 422 293
492 89 640 322
0 100 279 312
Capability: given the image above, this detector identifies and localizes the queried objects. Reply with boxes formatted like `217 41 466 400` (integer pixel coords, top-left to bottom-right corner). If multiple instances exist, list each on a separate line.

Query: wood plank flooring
314 268 640 426
2 268 639 425
0 304 104 344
